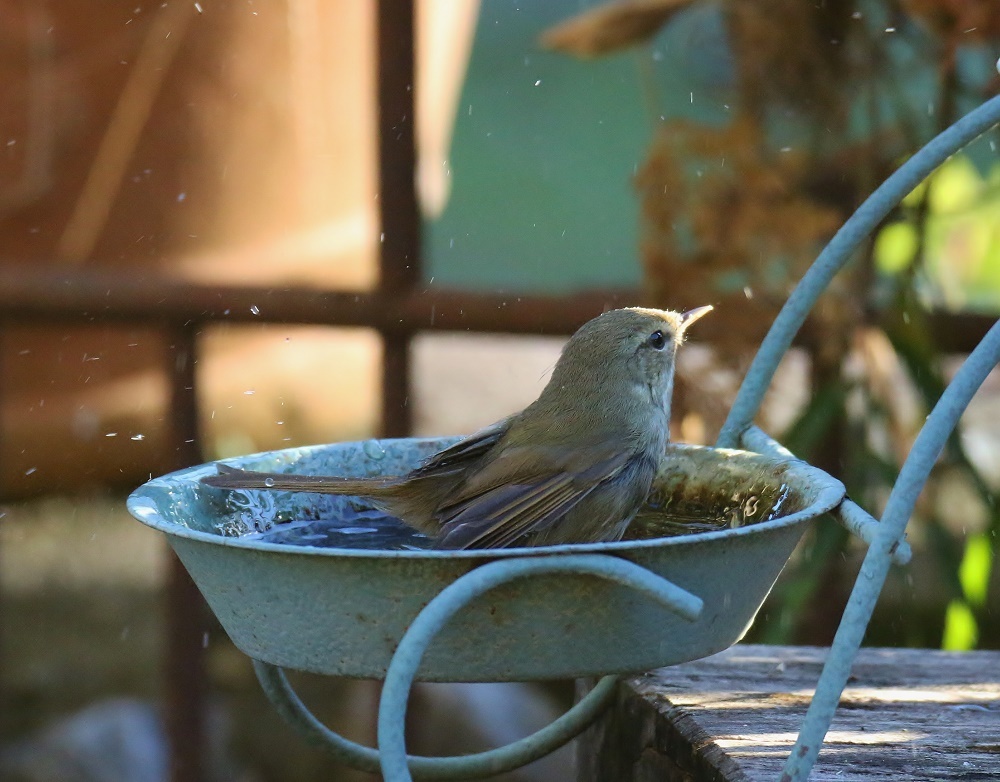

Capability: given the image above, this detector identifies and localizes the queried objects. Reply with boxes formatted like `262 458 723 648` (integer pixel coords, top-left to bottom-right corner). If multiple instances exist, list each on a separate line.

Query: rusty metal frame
0 3 626 778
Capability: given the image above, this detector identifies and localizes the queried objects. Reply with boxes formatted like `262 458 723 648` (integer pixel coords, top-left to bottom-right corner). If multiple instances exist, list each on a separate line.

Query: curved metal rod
717 93 1000 448
252 660 620 779
781 320 1000 781
378 554 704 781
834 498 912 566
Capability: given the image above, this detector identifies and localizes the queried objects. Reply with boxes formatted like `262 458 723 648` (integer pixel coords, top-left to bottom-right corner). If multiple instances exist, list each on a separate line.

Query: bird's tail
200 463 402 497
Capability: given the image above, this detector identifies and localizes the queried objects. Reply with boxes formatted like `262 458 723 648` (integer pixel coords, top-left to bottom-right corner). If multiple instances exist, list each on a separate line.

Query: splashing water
247 511 431 551
208 482 430 550
216 488 279 536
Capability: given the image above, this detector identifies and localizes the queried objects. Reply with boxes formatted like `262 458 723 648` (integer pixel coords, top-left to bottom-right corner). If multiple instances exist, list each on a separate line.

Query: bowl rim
127 438 846 560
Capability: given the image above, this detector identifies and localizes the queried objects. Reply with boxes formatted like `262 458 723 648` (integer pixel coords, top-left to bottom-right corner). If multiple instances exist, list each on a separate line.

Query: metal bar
0 272 635 333
0 269 991 350
782 318 1000 782
381 339 412 436
0 325 4 730
0 270 949 336
739 425 796 460
376 0 420 438
375 0 421 753
164 323 207 782
376 0 420 294
165 557 207 782
254 660 621 780
0 271 632 332
378 555 702 781
717 93 1000 448
834 499 912 566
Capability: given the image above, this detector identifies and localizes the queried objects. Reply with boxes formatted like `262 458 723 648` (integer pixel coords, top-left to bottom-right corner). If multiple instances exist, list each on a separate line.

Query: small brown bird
202 306 712 549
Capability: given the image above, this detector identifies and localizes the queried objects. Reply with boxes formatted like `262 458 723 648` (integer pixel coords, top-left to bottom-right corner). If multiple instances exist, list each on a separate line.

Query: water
207 481 430 548
628 482 793 540
215 479 795 550
245 509 432 551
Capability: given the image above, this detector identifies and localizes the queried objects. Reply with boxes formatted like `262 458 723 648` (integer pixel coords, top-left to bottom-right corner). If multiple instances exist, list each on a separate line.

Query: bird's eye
647 330 666 350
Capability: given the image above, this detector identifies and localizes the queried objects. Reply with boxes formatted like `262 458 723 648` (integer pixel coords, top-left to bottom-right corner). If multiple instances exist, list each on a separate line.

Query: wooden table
578 644 1000 781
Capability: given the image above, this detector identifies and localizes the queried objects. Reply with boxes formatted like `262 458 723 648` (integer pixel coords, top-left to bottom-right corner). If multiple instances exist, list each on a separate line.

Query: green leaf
941 600 978 651
874 221 918 275
958 533 993 608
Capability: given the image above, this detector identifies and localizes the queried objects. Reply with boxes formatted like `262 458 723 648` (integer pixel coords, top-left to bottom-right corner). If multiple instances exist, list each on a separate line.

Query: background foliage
543 0 1000 649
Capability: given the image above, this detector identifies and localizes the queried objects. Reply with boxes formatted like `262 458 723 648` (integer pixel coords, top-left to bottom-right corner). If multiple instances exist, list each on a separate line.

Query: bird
201 305 712 549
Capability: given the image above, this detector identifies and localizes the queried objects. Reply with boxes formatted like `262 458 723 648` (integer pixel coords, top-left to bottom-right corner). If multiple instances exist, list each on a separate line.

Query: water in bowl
215 474 795 550
627 481 792 540
246 509 433 551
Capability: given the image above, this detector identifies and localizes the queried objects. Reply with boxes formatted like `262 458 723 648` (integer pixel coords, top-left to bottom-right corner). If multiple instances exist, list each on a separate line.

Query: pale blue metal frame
717 92 1000 782
255 555 702 780
250 94 1000 781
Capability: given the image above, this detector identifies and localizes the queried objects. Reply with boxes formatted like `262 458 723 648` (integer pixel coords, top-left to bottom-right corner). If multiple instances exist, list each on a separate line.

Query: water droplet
264 477 275 487
131 434 145 441
250 305 260 315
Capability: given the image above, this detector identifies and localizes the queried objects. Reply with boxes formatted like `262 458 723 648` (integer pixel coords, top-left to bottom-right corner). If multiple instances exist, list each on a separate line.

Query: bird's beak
680 305 713 331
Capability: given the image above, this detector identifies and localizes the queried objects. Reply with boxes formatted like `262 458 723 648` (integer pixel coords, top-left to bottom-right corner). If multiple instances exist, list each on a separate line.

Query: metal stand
717 93 1000 781
251 93 1000 781
254 555 701 781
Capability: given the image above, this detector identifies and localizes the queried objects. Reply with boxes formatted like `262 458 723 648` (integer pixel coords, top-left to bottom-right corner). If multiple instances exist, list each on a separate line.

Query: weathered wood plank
579 644 1000 781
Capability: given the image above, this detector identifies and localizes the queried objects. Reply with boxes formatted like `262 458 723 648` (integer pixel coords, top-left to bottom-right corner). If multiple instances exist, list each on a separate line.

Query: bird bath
128 438 843 778
129 439 843 681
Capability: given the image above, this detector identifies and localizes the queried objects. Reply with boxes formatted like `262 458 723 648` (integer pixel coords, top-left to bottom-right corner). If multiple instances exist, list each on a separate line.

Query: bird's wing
408 419 510 479
432 445 634 549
